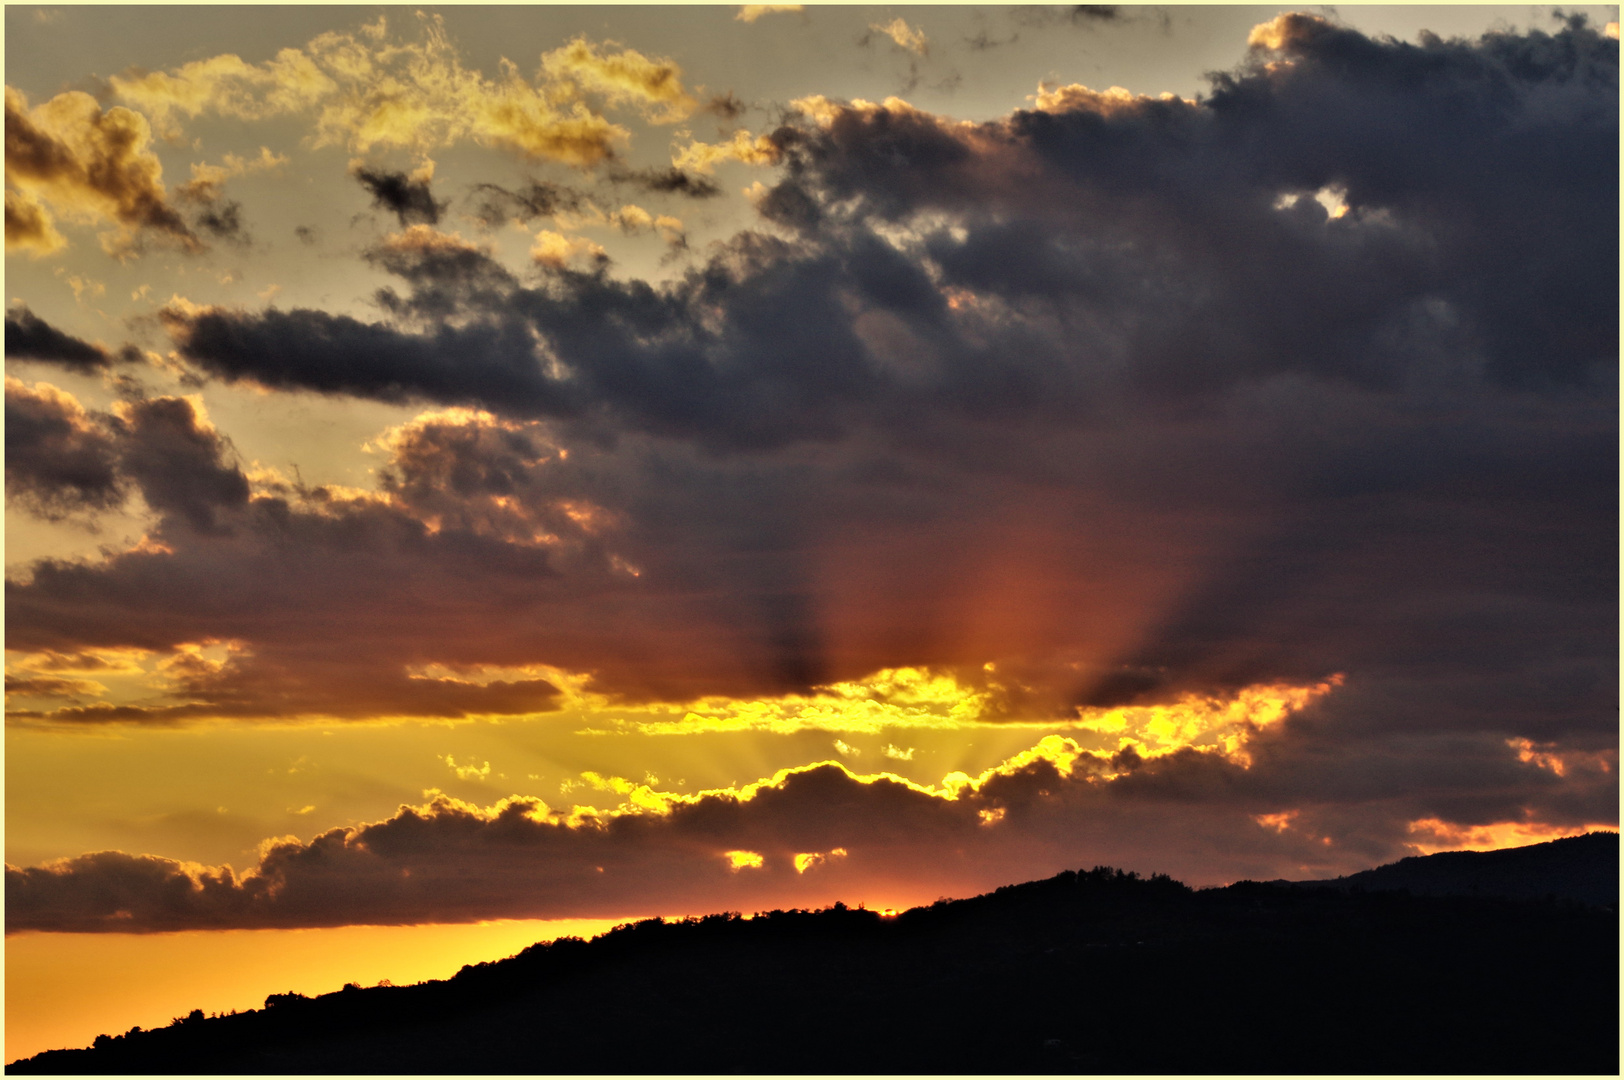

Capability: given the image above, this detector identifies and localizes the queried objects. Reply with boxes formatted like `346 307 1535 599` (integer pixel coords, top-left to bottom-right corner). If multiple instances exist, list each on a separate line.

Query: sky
4 1 1619 1061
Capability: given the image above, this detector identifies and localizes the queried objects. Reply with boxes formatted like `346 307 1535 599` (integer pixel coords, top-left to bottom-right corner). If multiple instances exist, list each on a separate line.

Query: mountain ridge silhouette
11 832 1617 1074
1290 829 1617 905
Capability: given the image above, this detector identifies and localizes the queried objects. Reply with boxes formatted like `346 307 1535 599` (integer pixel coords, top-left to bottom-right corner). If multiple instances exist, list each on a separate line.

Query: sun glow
1404 818 1615 856
603 667 1341 750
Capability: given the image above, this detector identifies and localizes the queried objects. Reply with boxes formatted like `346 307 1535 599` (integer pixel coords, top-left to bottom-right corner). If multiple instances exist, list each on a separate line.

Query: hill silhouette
11 839 1617 1074
1295 830 1618 906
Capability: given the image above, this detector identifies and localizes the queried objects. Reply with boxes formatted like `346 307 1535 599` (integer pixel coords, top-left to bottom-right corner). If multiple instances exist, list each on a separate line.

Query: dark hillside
12 858 1616 1075
1298 830 1618 906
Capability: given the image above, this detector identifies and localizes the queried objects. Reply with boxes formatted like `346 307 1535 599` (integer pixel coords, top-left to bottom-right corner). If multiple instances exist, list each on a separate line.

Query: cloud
467 180 584 226
4 304 128 371
539 37 697 124
352 165 445 227
5 187 67 254
530 229 608 269
3 405 631 721
737 5 802 24
108 16 694 167
443 755 492 782
671 128 781 174
4 377 125 519
108 395 252 535
4 86 199 255
4 17 1615 869
865 18 929 56
606 165 722 199
7 727 1613 932
176 147 287 201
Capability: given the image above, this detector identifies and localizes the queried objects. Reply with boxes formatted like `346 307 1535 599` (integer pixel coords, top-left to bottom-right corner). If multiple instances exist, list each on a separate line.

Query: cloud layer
5 13 1616 920
8 719 1613 933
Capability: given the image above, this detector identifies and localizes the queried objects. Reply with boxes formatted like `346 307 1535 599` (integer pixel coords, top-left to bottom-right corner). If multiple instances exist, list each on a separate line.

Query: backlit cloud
8 726 1613 933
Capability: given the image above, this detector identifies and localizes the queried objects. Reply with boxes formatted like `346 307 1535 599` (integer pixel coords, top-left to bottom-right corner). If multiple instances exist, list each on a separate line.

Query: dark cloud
1009 5 1123 29
160 301 573 417
5 304 116 371
703 91 747 123
192 199 247 243
466 180 582 227
293 225 316 244
4 378 124 518
352 166 445 227
965 30 1019 51
7 724 1613 932
111 395 251 535
607 165 722 199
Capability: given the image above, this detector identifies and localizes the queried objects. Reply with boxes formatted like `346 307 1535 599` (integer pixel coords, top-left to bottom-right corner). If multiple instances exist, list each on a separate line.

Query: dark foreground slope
13 864 1617 1075
1298 830 1618 905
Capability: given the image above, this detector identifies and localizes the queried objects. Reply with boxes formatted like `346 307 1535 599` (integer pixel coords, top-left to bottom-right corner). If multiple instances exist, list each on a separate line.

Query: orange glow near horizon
1403 818 1617 856
3 917 637 1065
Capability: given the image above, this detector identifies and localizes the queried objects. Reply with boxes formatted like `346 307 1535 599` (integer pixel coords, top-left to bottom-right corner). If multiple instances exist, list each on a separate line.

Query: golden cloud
531 228 608 268
737 5 802 23
176 146 288 203
604 667 1341 771
4 86 197 256
1031 83 1197 117
539 37 696 124
671 129 781 174
869 17 928 56
5 187 66 254
109 15 694 167
793 848 847 873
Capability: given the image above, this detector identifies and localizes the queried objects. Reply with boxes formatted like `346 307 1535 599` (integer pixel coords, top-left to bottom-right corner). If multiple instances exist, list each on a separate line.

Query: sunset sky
5 2 1618 1061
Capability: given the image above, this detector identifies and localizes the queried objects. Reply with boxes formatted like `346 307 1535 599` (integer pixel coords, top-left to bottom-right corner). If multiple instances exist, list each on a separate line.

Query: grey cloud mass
5 304 128 371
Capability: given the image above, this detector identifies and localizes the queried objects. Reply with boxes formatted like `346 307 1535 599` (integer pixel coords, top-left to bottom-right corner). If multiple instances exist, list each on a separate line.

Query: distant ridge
1295 831 1618 906
10 842 1617 1075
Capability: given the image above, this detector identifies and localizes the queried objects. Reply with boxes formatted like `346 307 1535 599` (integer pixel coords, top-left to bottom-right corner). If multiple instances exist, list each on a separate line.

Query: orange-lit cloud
1247 12 1328 52
1031 83 1196 116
